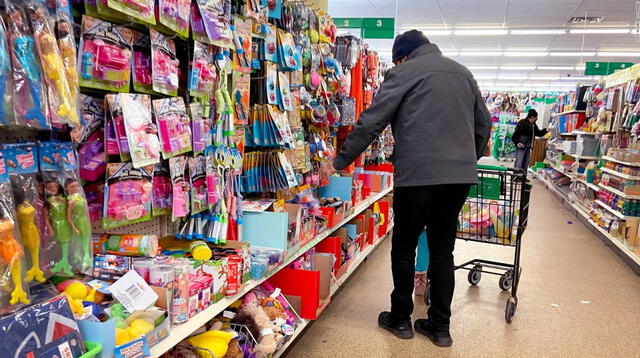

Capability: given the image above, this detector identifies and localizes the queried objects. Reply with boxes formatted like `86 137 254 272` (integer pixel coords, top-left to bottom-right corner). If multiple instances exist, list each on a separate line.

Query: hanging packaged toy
96 0 132 21
120 93 161 168
75 95 105 181
277 29 299 71
278 72 292 111
232 15 252 72
5 3 48 129
264 23 277 63
107 0 155 25
4 143 45 284
150 29 179 96
103 162 153 229
54 10 80 125
78 16 133 92
205 147 222 209
59 142 93 274
232 71 250 125
152 162 172 216
191 2 211 45
0 151 29 309
132 31 153 94
189 41 216 100
0 15 14 127
189 156 207 214
25 1 79 128
189 102 211 156
169 156 189 220
268 0 282 19
158 0 190 38
106 94 130 162
265 62 278 105
153 97 193 159
196 0 233 48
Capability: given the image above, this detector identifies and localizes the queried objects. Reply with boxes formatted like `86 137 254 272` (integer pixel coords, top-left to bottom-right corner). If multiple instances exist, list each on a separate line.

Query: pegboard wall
91 216 170 237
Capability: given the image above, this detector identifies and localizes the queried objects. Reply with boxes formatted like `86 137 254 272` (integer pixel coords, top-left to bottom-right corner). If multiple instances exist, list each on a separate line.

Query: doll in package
55 8 79 121
5 3 48 129
153 97 192 159
78 16 133 92
150 29 179 96
0 15 14 127
103 162 153 229
0 150 30 310
120 93 161 168
25 1 79 128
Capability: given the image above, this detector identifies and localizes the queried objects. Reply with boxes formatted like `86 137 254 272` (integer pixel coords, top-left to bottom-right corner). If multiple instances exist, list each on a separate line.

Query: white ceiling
329 0 640 91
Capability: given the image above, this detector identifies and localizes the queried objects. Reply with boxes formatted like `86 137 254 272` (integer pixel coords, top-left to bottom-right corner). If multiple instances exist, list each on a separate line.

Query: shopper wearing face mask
332 30 492 347
512 109 548 170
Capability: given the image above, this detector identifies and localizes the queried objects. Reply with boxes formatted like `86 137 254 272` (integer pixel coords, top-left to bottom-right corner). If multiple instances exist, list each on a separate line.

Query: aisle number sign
334 17 395 39
585 61 634 75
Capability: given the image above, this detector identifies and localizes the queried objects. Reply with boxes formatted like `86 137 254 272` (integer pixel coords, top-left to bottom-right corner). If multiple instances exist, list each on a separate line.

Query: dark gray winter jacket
333 43 492 187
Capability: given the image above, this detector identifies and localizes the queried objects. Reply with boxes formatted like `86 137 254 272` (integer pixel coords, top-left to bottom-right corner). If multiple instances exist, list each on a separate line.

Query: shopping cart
454 164 530 323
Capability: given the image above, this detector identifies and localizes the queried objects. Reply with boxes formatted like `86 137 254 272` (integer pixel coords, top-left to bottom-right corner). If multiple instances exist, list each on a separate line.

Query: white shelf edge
601 167 640 181
602 156 640 168
272 320 309 358
593 200 637 220
597 183 640 200
574 177 599 191
150 186 394 357
553 109 586 117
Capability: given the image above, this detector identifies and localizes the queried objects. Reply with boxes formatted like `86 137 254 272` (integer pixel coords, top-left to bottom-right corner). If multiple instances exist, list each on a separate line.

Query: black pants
390 184 470 331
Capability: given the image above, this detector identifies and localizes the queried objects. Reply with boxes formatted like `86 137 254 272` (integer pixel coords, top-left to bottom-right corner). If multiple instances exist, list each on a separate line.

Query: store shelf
574 177 599 192
150 186 394 357
273 223 394 358
559 132 578 136
594 200 639 220
597 183 640 200
566 153 599 160
602 156 640 168
553 110 586 117
601 167 640 181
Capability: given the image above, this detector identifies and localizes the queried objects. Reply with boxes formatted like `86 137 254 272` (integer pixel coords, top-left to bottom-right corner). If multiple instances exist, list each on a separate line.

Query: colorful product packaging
92 234 159 257
103 163 153 229
171 259 189 324
154 97 193 159
120 93 161 168
93 254 133 281
150 29 179 96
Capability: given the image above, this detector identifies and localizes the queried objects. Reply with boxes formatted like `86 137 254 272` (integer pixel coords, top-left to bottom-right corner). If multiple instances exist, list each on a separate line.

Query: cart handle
477 164 509 171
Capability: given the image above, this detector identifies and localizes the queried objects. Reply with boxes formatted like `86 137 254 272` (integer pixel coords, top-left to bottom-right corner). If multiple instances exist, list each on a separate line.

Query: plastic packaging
189 102 211 156
103 162 153 229
153 97 192 159
0 150 30 311
171 259 189 324
158 0 190 38
189 156 207 214
107 0 155 25
26 1 79 128
132 31 153 94
93 234 159 257
151 162 172 216
106 94 131 162
120 94 161 168
195 0 233 48
189 41 216 100
232 16 252 73
169 155 189 220
0 15 14 127
78 16 133 92
150 29 179 96
232 71 250 125
5 3 48 129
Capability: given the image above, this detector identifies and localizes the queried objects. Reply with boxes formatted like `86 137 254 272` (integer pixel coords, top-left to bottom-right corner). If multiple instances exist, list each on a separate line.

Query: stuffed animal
222 339 244 358
238 292 281 356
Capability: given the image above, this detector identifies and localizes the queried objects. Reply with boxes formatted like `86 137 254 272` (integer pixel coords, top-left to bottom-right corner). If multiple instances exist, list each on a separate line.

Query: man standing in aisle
512 109 548 170
333 30 492 347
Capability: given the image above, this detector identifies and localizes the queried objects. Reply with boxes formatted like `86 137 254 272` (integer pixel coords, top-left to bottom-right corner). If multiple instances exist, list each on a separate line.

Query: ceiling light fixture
453 29 509 36
559 76 594 81
528 75 561 80
458 51 502 56
549 52 596 57
467 65 500 70
510 29 567 35
598 51 640 57
500 65 536 70
569 28 631 34
503 51 549 57
538 66 577 70
496 75 529 80
420 30 453 36
442 51 459 56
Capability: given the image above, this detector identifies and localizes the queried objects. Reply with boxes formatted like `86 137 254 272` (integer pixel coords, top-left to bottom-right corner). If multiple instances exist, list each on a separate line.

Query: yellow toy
62 281 98 316
15 189 45 282
55 17 79 114
187 326 235 358
0 215 29 305
115 318 155 346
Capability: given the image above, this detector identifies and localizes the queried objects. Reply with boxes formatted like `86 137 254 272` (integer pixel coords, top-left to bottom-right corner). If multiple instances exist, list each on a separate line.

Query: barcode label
126 283 143 300
109 271 158 313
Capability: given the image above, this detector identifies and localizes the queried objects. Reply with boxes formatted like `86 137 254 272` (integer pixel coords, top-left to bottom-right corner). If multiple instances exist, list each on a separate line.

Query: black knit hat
392 30 430 62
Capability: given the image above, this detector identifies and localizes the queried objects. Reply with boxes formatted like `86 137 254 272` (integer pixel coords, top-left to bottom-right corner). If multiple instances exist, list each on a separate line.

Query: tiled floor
286 182 640 357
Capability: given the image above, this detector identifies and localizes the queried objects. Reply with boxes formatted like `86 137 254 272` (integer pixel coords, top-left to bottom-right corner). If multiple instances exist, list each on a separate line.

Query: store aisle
286 182 640 357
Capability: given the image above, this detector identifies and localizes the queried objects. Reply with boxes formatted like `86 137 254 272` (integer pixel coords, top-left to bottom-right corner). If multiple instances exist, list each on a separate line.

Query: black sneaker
377 311 414 339
414 319 453 347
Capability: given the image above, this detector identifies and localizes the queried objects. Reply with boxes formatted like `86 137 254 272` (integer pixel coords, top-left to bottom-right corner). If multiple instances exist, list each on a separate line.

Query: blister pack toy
158 0 190 38
97 0 132 21
153 96 192 159
263 23 277 63
205 147 222 209
232 71 250 125
278 71 292 111
151 29 179 96
265 62 278 105
0 149 30 310
196 0 233 48
107 0 155 25
189 102 211 156
152 162 172 216
79 15 133 92
191 2 211 44
26 1 79 128
106 93 131 162
189 156 207 214
232 15 252 73
54 10 80 124
132 30 153 94
189 41 216 100
0 15 14 127
103 162 153 229
59 142 93 274
169 155 189 220
5 3 48 129
120 93 161 168
75 95 106 182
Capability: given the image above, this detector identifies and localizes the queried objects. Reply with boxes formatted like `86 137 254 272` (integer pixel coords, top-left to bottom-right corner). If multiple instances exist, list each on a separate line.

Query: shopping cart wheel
499 272 513 291
505 297 517 323
424 285 431 306
467 266 482 285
